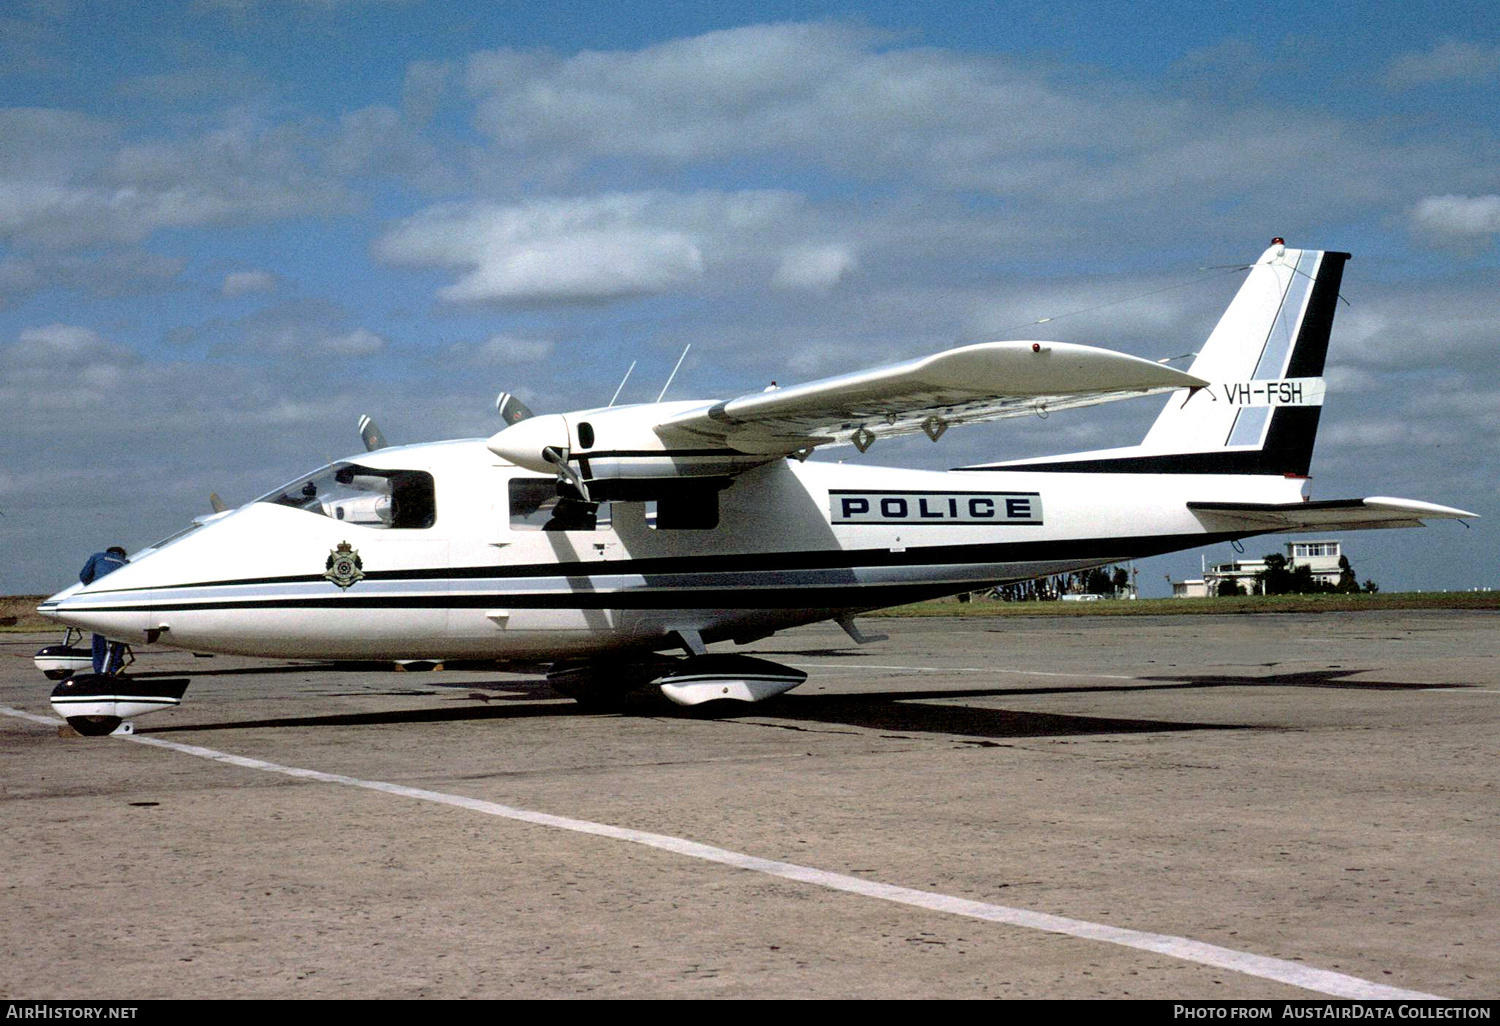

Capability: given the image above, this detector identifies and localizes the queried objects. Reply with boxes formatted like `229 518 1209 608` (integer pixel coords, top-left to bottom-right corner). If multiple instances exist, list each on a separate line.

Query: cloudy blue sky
2 0 1496 596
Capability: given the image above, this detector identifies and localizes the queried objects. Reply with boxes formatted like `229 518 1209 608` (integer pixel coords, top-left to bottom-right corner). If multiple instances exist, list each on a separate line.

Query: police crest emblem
324 541 364 589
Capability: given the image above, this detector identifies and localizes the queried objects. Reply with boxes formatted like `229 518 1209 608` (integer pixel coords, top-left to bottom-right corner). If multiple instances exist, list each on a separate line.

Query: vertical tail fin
987 241 1349 475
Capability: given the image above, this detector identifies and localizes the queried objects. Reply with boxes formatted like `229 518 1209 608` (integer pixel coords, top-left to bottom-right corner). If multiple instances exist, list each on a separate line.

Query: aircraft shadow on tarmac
129 660 548 680
133 665 1470 741
1132 668 1466 691
136 691 1233 740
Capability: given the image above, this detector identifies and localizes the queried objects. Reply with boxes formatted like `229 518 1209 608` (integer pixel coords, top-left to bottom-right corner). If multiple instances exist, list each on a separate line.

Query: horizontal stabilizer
1188 497 1477 534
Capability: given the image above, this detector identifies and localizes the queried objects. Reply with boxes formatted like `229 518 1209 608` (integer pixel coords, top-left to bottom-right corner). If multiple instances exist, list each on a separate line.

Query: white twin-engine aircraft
39 240 1475 732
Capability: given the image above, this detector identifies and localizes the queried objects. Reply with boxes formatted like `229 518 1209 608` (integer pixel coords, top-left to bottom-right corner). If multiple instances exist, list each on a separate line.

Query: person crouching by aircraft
79 546 128 674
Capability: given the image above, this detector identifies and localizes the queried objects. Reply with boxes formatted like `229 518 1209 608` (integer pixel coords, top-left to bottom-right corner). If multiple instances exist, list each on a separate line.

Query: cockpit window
135 522 203 558
257 463 436 529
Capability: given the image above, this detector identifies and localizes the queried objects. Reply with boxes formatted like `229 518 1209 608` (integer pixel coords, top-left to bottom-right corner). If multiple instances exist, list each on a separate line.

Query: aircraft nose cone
41 566 152 641
37 582 84 624
486 413 571 474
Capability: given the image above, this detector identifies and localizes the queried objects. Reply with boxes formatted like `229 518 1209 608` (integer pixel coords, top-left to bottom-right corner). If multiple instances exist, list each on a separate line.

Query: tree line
988 566 1131 602
981 553 1380 602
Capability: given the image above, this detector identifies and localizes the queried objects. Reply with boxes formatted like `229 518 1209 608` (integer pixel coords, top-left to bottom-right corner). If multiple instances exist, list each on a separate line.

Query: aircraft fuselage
40 436 1299 661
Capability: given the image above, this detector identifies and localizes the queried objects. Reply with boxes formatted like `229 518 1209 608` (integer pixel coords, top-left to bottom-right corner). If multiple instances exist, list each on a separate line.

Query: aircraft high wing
37 240 1478 732
659 340 1206 453
486 339 1206 497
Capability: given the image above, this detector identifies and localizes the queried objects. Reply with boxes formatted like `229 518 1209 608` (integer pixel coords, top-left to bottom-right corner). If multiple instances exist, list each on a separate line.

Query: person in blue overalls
79 546 128 674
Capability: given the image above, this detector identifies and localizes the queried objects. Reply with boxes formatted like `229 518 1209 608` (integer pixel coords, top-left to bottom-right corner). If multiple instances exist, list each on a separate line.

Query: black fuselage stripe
75 532 1239 595
60 531 1254 614
961 452 1300 474
60 584 958 613
828 489 1041 496
575 449 743 458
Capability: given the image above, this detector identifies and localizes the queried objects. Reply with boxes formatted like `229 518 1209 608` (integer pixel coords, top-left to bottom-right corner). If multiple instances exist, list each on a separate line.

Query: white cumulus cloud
222 270 277 297
1410 194 1500 241
772 244 856 292
320 328 387 357
0 107 353 248
473 334 554 363
376 191 802 305
1385 39 1500 89
8 323 126 365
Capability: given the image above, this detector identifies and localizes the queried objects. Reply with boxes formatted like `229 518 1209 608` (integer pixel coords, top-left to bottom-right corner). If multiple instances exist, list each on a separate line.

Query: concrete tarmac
2 610 1497 1000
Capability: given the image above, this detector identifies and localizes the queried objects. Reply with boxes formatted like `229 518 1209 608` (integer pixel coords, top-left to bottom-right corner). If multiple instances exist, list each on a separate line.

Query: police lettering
830 491 1042 526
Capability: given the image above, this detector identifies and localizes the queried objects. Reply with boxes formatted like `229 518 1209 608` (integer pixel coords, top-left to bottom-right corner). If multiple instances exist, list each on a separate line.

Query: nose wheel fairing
34 643 95 681
50 675 190 736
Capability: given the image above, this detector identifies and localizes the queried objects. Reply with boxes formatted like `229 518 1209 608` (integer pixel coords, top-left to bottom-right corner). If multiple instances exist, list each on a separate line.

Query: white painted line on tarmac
0 705 1438 1001
2 705 63 727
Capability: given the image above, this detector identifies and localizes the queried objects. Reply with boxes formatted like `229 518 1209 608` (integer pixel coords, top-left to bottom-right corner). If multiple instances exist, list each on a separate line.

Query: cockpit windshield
256 463 436 529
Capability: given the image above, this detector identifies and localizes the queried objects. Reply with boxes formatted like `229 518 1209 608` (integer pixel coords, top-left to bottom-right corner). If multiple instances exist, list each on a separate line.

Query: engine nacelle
486 403 775 499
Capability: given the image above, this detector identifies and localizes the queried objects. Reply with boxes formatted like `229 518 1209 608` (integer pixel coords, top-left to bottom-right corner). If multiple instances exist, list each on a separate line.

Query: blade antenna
608 360 637 408
656 344 691 403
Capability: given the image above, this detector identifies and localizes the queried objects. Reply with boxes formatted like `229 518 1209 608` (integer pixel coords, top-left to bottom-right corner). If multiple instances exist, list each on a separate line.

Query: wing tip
1363 497 1479 520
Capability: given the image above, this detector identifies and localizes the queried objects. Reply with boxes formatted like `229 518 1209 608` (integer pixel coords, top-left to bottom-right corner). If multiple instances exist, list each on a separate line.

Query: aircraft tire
67 715 122 737
42 669 72 681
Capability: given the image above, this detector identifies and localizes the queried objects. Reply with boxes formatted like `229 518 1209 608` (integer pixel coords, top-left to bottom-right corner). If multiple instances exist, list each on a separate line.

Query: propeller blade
209 493 229 514
495 392 535 426
358 414 387 452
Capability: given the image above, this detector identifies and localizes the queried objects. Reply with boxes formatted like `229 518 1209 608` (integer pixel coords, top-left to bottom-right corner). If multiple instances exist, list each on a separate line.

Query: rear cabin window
644 492 720 530
257 463 436 529
509 477 610 531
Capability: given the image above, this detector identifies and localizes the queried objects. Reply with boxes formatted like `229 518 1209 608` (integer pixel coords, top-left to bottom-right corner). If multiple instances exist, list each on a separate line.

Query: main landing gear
48 673 190 737
548 653 807 710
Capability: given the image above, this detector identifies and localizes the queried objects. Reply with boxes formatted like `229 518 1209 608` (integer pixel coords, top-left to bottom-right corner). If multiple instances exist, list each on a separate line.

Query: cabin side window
508 476 611 531
256 463 436 529
644 491 720 530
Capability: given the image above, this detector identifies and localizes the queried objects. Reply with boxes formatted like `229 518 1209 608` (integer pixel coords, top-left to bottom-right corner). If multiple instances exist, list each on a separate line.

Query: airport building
1171 539 1346 598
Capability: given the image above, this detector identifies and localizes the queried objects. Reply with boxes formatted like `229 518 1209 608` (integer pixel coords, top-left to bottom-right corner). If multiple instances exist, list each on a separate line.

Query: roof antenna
608 360 637 407
656 344 691 402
